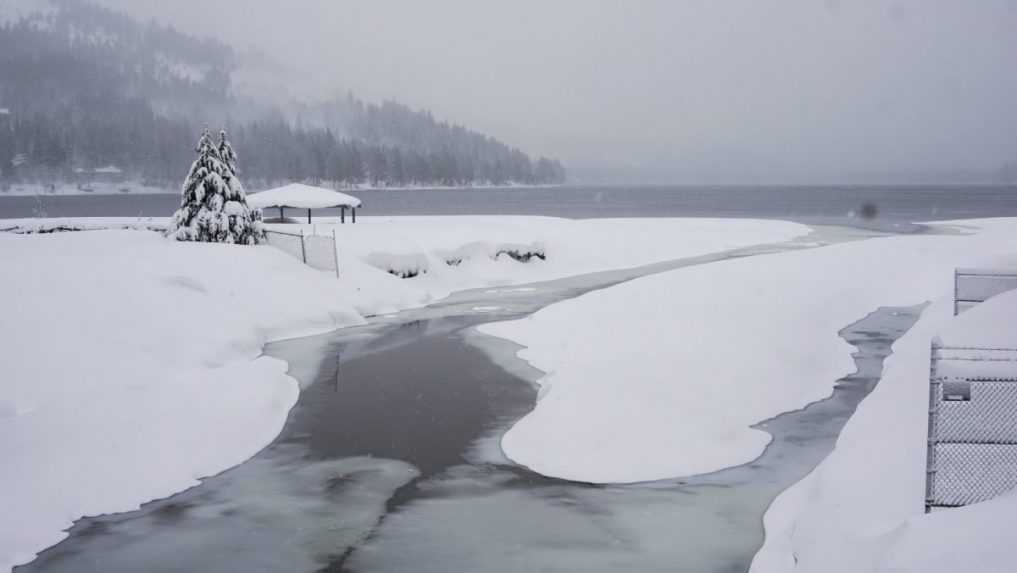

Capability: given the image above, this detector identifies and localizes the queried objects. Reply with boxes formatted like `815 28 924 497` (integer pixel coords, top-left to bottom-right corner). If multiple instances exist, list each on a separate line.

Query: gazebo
247 183 363 224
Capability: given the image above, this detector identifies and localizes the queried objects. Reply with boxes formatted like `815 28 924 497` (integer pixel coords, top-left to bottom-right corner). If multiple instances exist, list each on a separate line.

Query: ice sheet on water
346 464 764 573
262 331 339 390
24 445 418 573
485 287 538 294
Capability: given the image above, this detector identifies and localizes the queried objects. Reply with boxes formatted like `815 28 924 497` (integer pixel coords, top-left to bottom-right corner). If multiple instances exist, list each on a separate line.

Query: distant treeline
0 0 565 189
231 114 565 187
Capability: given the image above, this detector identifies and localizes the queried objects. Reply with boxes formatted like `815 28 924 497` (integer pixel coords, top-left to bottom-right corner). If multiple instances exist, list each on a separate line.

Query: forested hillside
0 0 566 190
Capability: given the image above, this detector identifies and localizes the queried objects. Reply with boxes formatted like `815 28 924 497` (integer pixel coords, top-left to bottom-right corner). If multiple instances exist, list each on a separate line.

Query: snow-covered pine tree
167 128 264 244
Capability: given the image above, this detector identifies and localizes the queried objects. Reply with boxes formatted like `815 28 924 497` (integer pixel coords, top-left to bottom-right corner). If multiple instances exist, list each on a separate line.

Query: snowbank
479 219 1017 483
873 489 1017 573
0 181 170 196
751 241 1017 573
0 181 557 197
0 215 806 570
0 230 370 570
1 216 808 318
0 217 165 234
314 215 809 297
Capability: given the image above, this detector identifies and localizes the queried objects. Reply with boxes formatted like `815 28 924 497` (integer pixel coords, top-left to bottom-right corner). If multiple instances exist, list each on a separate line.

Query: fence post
332 229 340 279
300 229 307 263
953 270 959 316
925 337 942 513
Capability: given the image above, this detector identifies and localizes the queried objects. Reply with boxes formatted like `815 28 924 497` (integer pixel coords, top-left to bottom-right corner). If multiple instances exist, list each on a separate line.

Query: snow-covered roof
247 183 363 210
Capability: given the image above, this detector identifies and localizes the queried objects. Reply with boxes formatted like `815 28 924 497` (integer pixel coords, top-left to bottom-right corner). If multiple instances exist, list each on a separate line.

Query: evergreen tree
348 142 365 184
167 128 263 244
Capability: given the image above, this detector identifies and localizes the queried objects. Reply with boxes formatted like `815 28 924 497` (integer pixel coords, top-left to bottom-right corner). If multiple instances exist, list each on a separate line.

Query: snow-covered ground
0 215 805 571
479 219 1017 483
474 218 1017 571
1 215 810 316
313 216 810 301
751 246 1017 573
0 182 170 196
0 230 358 571
0 181 559 197
7 215 1017 572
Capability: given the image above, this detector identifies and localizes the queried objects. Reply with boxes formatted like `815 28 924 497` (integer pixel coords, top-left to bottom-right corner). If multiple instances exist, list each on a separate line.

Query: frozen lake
17 227 923 572
2 185 1017 230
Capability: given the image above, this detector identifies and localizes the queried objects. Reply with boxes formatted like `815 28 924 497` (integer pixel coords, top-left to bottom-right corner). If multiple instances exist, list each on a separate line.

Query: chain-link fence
926 342 1017 511
264 228 340 277
955 268 1017 315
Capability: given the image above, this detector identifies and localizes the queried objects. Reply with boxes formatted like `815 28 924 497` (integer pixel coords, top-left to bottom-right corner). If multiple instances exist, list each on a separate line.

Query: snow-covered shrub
437 241 547 267
494 242 546 262
167 129 264 244
363 252 430 279
436 242 490 267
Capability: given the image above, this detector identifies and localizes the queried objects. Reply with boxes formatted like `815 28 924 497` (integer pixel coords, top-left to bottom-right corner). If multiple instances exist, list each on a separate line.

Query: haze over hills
83 0 1017 186
0 0 566 190
3 0 1016 186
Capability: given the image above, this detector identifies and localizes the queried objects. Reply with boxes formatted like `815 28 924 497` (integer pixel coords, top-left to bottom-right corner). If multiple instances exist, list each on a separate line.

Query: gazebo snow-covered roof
247 183 362 223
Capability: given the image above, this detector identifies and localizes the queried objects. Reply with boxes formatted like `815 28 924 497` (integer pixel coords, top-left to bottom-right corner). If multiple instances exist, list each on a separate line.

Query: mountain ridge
0 0 566 189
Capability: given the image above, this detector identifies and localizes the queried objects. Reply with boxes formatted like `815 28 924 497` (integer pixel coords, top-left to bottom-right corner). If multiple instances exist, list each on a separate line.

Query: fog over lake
83 0 1017 184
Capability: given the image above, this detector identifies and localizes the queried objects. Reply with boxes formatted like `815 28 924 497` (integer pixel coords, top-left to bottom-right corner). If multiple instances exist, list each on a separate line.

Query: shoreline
0 182 564 198
12 222 883 572
0 213 809 569
5 187 1016 233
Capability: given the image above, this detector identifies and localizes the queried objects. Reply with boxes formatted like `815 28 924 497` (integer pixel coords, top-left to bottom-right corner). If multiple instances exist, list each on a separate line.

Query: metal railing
925 340 1017 512
954 268 1017 315
264 228 341 278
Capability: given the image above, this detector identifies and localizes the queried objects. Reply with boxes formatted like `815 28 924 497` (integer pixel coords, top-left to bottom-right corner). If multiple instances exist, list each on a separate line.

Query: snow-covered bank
4 215 810 315
0 230 362 571
479 219 1017 484
0 217 165 234
307 216 810 300
0 216 806 571
0 182 170 196
0 181 560 197
751 247 1017 573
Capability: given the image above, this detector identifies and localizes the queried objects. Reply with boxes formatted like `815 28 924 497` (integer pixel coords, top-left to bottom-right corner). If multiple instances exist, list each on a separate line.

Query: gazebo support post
352 207 356 224
307 209 312 224
279 206 284 221
340 206 346 224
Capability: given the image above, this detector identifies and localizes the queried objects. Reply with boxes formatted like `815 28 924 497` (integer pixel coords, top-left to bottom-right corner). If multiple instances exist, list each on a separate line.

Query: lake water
2 185 1016 229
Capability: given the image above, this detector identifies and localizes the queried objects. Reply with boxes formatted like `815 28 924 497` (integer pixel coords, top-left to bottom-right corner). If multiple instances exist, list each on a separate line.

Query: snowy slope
479 219 1017 483
0 230 363 570
751 244 1017 573
0 216 805 570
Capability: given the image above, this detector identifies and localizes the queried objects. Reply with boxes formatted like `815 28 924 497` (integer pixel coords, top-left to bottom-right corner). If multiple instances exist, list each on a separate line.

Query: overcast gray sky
98 0 1017 183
